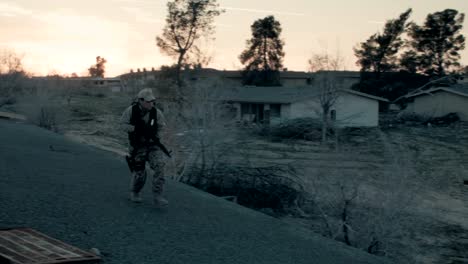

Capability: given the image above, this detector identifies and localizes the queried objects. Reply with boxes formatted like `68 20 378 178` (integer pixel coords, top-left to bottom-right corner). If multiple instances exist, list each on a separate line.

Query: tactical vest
128 103 158 146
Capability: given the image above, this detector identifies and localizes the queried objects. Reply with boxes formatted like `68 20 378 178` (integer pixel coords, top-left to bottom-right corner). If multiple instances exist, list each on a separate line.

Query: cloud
223 6 305 17
0 2 33 17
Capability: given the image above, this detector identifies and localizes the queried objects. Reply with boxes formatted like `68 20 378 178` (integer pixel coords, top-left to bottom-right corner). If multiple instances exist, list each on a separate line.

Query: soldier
121 88 170 207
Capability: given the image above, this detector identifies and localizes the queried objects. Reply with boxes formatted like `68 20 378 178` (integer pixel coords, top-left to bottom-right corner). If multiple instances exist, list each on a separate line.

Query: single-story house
80 77 123 92
219 86 388 127
402 83 468 121
30 76 124 92
119 69 361 90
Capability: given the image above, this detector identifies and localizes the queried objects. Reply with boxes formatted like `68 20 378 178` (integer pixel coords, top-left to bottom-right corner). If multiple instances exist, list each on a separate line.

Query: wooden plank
0 228 100 264
0 112 26 121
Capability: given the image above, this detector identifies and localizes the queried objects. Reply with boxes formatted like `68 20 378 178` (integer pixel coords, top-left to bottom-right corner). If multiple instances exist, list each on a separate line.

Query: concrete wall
410 91 468 121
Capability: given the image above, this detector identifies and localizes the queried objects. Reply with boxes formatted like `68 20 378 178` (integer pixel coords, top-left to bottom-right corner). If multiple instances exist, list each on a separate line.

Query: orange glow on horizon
1 1 467 77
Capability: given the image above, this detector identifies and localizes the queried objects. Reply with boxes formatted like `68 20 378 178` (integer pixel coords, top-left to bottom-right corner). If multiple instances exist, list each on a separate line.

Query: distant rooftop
405 83 468 98
218 86 387 104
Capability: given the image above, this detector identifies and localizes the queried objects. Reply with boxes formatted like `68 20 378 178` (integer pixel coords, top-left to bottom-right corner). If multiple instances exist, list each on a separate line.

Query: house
78 77 124 92
119 69 361 89
402 83 468 121
30 76 125 92
220 86 388 127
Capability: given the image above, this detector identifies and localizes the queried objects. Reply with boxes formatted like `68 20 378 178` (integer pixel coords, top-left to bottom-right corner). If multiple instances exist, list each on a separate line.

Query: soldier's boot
129 192 143 203
153 195 168 207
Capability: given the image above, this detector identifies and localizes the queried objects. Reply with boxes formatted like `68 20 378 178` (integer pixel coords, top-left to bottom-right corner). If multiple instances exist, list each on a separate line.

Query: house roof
404 83 468 99
188 69 313 79
119 69 316 80
219 86 388 104
314 71 361 79
343 89 389 102
219 86 312 104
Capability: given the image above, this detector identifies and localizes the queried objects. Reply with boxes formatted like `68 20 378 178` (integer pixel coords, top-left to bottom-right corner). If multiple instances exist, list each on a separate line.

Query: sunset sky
1 0 467 77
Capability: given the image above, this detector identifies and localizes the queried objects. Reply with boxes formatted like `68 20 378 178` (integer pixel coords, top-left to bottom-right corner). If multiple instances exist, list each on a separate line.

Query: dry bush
299 129 420 262
189 163 306 215
74 86 110 98
396 111 430 125
259 117 324 141
0 49 28 107
157 79 307 214
17 86 69 132
160 78 240 182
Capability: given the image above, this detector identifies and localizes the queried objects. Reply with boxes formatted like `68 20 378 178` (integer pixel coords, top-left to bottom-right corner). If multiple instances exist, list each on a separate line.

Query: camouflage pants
129 144 166 196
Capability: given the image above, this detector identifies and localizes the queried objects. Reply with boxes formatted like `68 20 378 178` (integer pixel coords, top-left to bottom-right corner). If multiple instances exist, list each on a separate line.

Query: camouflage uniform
127 143 165 196
121 89 168 203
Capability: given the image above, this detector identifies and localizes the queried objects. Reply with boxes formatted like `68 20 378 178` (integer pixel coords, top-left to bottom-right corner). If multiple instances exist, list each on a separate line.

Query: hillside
3 90 467 263
0 119 392 264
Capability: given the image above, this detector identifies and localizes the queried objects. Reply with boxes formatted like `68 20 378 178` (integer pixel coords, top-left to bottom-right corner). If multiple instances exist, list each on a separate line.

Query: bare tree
307 52 345 144
316 73 341 144
188 44 214 69
156 0 224 88
0 49 23 74
308 53 344 73
0 49 26 106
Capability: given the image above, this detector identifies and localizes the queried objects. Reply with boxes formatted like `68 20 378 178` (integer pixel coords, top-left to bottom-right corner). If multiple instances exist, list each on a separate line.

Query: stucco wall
288 92 380 127
411 91 468 121
335 93 379 127
289 99 321 119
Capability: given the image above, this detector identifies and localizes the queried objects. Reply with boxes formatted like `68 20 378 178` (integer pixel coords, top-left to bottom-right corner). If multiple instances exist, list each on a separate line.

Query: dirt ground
3 90 467 264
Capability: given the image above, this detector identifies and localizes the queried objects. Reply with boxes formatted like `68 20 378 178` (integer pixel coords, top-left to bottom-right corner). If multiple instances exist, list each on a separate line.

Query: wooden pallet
0 112 26 121
0 228 100 264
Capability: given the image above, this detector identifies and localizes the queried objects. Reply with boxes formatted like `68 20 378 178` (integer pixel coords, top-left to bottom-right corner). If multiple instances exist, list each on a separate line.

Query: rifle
125 136 172 173
150 137 172 158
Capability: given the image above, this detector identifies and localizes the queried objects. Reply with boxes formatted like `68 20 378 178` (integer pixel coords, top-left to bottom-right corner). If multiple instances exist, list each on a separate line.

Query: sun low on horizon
1 0 467 77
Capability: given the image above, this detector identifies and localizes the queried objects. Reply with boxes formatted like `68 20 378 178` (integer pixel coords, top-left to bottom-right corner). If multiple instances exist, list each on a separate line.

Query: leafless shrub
159 78 239 182
156 78 307 214
260 117 324 141
189 163 306 215
396 111 430 124
17 86 69 132
0 49 28 106
300 129 418 262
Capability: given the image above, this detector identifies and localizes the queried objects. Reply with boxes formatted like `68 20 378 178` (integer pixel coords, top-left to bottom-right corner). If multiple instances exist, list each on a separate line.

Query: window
330 110 336 121
240 103 265 123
